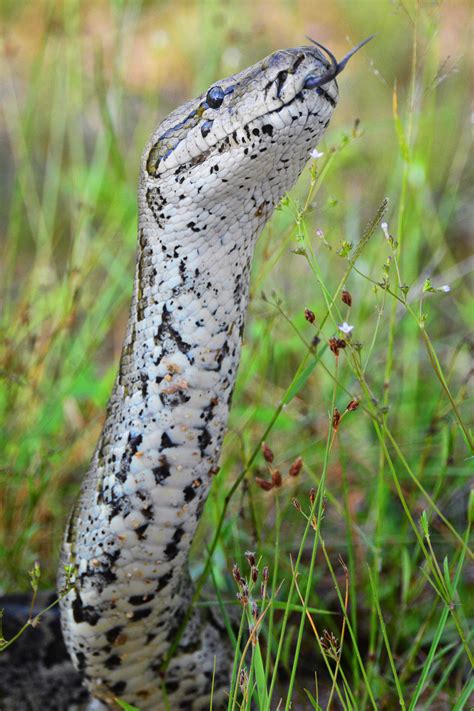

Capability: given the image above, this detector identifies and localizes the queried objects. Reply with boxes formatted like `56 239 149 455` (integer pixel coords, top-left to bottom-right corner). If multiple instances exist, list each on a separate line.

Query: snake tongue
304 34 374 87
336 35 375 73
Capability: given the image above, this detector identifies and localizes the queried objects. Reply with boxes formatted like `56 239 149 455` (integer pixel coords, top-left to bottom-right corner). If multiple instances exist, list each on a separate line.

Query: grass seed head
342 289 352 306
321 629 340 660
261 441 274 463
232 563 242 585
288 456 303 477
292 497 302 513
239 668 248 694
255 476 274 492
346 399 359 412
252 599 258 620
311 335 321 350
329 337 347 356
245 551 256 567
304 307 316 323
237 581 249 606
271 469 282 486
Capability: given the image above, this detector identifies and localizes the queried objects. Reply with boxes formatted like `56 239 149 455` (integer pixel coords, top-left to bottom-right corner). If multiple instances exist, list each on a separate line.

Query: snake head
143 37 372 194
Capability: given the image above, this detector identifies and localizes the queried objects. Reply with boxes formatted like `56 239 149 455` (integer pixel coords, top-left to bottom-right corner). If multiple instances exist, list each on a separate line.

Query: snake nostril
276 70 288 98
201 120 214 138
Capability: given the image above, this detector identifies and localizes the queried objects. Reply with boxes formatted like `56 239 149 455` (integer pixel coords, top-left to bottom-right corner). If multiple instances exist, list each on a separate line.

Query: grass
0 1 472 709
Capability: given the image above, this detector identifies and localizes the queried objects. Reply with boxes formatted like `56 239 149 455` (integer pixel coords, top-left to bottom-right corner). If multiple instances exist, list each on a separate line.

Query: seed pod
332 408 341 431
289 456 303 477
261 441 274 463
309 487 316 506
251 566 258 583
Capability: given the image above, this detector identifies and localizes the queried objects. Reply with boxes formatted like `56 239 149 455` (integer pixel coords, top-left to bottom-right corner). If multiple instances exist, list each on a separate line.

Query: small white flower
439 284 451 293
338 321 354 335
381 222 390 240
310 148 324 160
316 228 324 238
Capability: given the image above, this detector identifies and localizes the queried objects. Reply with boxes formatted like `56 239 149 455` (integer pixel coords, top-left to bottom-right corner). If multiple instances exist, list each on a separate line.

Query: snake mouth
147 91 330 180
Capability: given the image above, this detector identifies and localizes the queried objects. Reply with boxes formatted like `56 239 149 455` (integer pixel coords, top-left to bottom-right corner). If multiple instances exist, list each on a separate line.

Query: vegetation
0 1 472 709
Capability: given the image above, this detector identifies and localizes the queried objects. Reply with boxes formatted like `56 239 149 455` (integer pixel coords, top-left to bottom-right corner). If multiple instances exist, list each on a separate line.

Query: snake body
56 43 341 710
0 40 360 710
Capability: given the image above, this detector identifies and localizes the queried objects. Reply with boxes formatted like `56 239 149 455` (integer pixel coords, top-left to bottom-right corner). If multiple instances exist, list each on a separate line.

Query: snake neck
59 192 267 709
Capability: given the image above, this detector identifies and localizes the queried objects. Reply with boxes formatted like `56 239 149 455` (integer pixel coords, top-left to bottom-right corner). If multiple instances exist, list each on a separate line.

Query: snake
0 37 370 711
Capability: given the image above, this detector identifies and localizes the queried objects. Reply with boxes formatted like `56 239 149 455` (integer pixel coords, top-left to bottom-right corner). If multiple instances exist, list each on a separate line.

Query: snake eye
303 75 321 89
206 85 225 109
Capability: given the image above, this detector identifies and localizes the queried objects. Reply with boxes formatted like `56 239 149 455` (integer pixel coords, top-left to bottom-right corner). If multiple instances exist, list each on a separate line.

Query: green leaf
283 354 322 405
252 637 270 709
304 688 323 710
442 557 453 597
115 700 141 711
401 547 411 606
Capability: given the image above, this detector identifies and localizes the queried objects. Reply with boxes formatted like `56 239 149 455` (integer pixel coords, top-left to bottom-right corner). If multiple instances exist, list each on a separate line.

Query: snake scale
0 37 369 711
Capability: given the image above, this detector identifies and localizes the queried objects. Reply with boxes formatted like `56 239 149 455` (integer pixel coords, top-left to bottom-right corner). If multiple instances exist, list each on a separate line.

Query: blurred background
0 1 472 708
